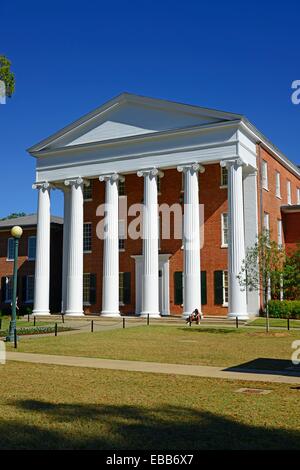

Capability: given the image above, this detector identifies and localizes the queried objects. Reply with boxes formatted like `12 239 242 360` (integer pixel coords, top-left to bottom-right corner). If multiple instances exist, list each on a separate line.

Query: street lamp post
6 225 23 342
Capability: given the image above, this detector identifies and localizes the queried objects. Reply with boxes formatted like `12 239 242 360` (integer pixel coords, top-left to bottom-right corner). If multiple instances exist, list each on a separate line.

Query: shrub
268 300 300 319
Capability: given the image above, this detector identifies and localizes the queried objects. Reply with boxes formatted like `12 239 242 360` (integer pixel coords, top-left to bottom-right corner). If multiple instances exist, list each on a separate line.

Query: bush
267 300 300 319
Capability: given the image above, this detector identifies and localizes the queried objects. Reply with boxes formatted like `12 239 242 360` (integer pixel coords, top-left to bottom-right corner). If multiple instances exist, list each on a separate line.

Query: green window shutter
174 271 183 305
89 274 97 304
201 271 207 305
123 272 131 304
1 277 6 302
22 276 27 302
214 271 223 305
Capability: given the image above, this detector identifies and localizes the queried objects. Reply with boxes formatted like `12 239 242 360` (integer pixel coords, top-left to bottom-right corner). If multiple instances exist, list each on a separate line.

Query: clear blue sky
1 0 299 218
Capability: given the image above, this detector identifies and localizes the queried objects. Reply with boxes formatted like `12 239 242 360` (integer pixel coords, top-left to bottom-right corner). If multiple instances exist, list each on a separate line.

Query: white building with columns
27 93 300 319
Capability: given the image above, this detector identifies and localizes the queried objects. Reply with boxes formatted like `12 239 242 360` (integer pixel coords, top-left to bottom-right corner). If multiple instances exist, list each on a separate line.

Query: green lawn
1 361 299 450
0 317 53 330
248 318 300 329
7 325 300 368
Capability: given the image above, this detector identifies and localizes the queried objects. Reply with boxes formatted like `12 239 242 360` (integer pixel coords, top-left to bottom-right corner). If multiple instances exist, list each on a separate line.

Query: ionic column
99 173 122 317
220 158 248 320
61 187 71 313
177 163 204 318
32 182 51 315
137 168 160 318
64 178 85 316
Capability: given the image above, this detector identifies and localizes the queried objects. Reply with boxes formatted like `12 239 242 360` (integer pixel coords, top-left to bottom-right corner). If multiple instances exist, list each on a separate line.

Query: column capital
32 181 51 190
220 158 244 168
177 163 205 174
64 177 89 187
99 173 125 183
137 168 164 178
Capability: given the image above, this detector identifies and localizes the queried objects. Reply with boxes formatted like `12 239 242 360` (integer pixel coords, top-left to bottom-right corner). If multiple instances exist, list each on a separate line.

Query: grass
6 325 300 368
1 361 300 450
0 317 53 330
248 318 300 329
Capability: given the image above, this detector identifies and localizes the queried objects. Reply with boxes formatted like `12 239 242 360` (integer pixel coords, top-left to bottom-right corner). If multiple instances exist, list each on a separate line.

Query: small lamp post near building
6 225 23 342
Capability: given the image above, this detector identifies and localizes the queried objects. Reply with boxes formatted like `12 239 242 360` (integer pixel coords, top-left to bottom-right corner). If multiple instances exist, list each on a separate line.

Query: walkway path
6 352 300 385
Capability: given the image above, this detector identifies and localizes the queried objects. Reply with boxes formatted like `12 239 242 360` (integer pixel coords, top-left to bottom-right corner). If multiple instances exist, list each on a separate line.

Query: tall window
28 236 36 260
118 219 125 250
277 219 283 247
83 181 93 200
264 212 270 232
118 178 125 196
83 273 96 305
221 166 228 187
297 188 300 205
5 276 13 302
275 171 281 198
262 160 268 190
222 271 229 306
26 275 35 302
7 238 14 260
83 223 92 252
221 213 228 247
287 180 292 205
119 272 131 305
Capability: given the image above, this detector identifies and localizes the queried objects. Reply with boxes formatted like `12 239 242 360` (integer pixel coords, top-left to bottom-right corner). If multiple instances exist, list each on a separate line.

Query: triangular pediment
28 93 242 153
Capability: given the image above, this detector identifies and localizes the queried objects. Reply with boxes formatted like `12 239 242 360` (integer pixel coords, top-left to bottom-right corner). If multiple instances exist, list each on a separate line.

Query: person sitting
186 308 202 325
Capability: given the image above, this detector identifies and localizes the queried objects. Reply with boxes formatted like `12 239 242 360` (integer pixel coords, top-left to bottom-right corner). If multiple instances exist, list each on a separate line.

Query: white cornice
30 119 241 159
239 120 300 179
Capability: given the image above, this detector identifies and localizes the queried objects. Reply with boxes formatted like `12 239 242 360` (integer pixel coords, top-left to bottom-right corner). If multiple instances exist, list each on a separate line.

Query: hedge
267 300 300 319
0 325 73 337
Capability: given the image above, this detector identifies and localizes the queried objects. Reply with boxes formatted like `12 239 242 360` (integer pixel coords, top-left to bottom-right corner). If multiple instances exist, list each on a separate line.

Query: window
83 181 92 200
7 238 14 260
297 188 300 205
5 276 13 302
220 166 228 187
277 219 283 247
118 219 125 250
275 171 281 198
119 272 131 305
26 275 35 302
83 223 92 252
28 236 36 260
118 178 125 196
222 271 228 306
263 212 270 232
174 272 183 305
83 273 96 305
262 160 268 190
287 180 292 205
221 213 228 247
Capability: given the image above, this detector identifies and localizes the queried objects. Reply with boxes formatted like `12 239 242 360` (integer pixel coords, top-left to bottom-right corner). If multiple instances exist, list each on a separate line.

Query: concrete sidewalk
6 352 300 385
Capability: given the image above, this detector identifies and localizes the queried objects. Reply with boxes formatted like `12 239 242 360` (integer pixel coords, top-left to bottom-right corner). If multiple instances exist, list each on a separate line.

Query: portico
28 93 260 319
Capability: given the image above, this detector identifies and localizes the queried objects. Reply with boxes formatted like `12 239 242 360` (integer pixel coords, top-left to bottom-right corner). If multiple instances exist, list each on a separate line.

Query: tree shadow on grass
178 327 238 334
1 400 300 450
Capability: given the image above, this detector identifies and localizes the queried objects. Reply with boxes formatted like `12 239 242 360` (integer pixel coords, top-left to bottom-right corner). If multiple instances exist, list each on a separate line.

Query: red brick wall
0 225 62 314
257 145 300 242
83 164 229 316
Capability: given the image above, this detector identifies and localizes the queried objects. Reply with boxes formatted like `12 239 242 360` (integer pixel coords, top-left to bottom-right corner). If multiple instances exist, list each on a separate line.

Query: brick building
0 215 63 314
27 93 300 318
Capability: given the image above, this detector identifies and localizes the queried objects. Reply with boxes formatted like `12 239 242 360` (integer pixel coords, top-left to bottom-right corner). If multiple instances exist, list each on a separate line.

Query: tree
0 55 15 98
282 245 300 300
0 212 28 221
237 230 285 332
